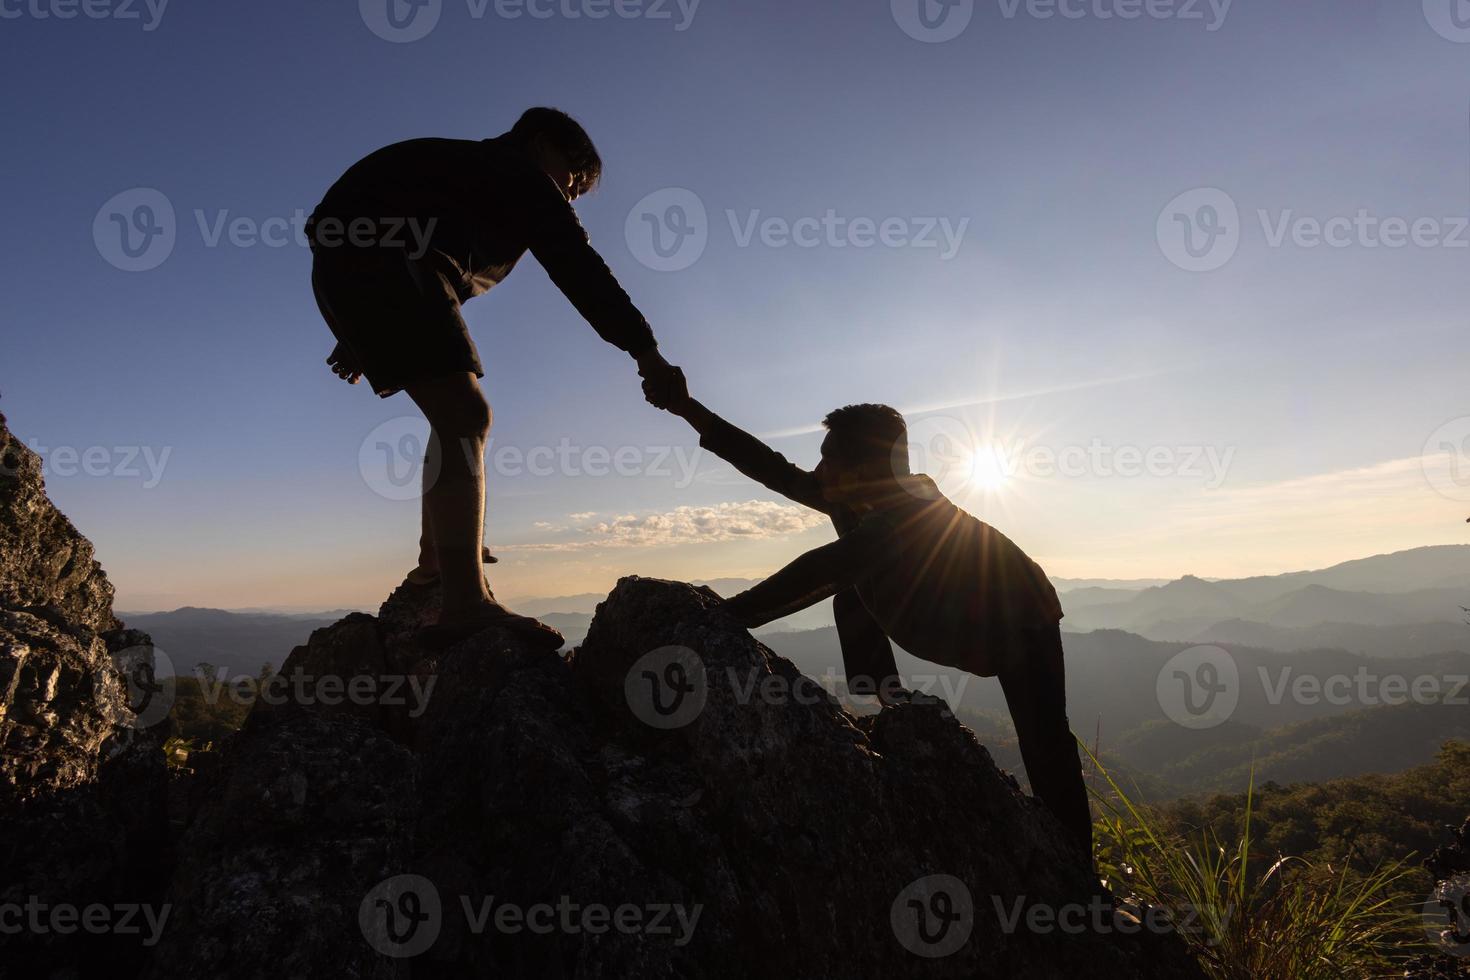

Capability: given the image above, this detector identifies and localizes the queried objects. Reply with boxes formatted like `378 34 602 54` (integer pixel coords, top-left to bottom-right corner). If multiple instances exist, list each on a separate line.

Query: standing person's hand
636 348 688 413
327 343 363 384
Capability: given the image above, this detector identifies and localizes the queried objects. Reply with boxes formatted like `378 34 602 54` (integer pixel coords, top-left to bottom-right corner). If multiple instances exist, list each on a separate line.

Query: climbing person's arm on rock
642 371 830 513
722 519 893 628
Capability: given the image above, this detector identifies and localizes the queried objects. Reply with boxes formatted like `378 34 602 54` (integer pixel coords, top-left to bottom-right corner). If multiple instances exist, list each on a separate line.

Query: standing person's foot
405 546 498 586
415 599 564 652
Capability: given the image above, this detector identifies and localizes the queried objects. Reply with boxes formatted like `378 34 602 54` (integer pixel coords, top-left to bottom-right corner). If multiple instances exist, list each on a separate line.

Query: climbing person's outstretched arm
643 373 830 514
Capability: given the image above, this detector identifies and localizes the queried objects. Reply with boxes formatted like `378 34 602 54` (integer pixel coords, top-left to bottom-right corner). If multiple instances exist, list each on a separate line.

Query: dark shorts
310 241 484 398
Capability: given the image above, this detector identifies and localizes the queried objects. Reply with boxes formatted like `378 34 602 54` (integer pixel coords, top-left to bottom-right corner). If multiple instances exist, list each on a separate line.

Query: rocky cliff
0 412 171 978
0 408 1205 979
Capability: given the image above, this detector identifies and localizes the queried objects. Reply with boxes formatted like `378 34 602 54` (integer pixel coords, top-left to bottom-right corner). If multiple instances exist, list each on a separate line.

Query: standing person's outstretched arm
646 374 830 514
517 171 680 390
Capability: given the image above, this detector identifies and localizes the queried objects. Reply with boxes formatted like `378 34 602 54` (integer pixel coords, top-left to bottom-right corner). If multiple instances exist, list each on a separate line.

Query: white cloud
503 500 828 553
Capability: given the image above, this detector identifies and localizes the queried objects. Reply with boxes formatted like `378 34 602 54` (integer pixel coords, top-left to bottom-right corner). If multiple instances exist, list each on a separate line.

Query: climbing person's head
511 107 603 202
815 403 910 505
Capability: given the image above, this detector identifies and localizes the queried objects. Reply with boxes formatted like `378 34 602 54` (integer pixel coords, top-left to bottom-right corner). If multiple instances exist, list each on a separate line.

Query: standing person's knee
455 386 492 442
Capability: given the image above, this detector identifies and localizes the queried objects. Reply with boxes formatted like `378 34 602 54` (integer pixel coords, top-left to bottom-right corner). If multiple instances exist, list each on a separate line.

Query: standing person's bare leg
406 372 492 619
409 491 495 586
404 373 562 649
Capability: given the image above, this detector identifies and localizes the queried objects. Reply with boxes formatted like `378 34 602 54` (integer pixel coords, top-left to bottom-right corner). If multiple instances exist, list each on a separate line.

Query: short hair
822 403 910 476
511 107 603 197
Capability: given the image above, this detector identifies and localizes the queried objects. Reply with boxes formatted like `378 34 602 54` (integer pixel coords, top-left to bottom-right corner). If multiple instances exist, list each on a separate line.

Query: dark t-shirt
312 134 655 355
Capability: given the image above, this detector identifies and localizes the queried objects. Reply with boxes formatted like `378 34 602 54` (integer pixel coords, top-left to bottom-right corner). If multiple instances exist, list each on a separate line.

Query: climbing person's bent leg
998 625 1094 857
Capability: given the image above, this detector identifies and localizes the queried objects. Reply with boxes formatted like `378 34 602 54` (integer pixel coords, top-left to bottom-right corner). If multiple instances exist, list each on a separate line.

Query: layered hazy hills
1058 545 1470 656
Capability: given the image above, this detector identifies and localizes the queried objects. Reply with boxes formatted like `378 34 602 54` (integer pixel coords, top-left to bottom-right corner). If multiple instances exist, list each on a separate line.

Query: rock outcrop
141 576 1202 979
0 412 170 979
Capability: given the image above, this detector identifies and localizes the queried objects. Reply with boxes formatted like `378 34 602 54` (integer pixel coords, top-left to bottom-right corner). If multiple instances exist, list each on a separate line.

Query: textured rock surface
0 412 119 634
141 576 1202 979
0 411 170 979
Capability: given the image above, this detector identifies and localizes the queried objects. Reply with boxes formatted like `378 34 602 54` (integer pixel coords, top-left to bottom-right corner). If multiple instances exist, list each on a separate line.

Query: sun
967 443 1012 492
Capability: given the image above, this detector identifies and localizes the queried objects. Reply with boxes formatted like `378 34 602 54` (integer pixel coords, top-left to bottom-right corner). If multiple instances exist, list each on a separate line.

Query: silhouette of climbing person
645 381 1093 854
309 107 682 650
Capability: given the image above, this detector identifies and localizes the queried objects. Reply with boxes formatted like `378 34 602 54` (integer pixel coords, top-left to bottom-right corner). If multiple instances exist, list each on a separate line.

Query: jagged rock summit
0 407 1203 978
144 576 1201 979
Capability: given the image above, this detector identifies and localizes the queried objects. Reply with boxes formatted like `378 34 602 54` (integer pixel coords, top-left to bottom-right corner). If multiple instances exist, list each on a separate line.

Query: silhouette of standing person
309 107 681 649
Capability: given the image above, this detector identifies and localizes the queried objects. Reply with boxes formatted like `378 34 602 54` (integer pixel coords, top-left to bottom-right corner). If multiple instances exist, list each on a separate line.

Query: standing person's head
510 107 603 202
815 404 911 506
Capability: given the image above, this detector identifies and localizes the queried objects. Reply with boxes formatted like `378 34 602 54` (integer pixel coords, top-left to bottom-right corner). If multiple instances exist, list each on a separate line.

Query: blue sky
3 0 1469 611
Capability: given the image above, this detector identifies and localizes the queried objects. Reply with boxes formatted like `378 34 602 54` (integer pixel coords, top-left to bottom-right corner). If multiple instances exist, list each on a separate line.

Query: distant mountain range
116 607 339 678
1059 546 1470 656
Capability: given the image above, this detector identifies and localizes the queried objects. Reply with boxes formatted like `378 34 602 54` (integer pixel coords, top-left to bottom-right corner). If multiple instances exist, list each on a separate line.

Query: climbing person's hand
326 343 362 385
